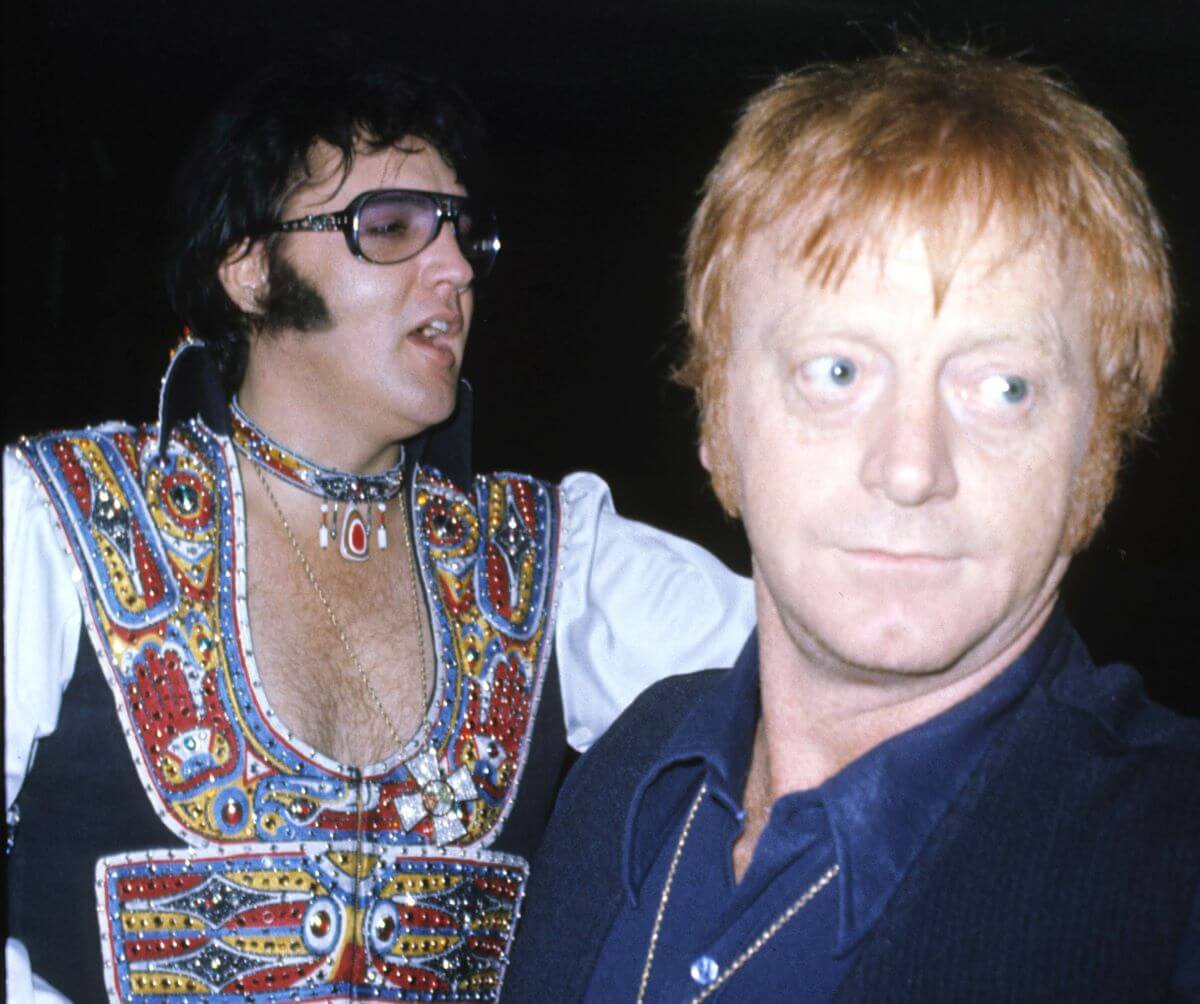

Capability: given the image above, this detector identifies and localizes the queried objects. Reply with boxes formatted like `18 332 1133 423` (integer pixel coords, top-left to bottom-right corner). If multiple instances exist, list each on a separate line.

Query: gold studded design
21 419 561 1003
129 972 209 994
98 843 528 1001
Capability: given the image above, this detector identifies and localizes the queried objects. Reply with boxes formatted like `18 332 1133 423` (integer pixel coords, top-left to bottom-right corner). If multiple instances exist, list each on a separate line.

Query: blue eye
803 355 857 387
980 374 1029 405
829 358 857 385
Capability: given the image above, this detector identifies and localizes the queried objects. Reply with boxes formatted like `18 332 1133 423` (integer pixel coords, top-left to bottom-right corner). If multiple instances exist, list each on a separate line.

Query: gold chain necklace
249 459 431 757
637 781 840 1004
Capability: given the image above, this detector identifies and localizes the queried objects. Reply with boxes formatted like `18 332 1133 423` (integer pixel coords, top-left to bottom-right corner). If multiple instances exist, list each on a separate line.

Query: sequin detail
18 422 561 1002
96 843 526 1001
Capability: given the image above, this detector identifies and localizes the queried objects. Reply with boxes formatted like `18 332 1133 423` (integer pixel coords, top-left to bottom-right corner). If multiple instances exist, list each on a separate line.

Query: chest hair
244 502 434 767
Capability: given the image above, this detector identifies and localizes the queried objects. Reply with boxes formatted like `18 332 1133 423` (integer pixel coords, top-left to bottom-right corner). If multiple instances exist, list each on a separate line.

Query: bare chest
244 518 434 768
731 808 767 883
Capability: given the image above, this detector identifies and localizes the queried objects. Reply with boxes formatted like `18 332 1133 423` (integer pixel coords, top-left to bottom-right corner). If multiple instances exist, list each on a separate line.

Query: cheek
731 430 851 559
725 349 804 454
728 368 860 506
327 256 419 317
342 271 397 310
728 379 791 503
957 428 1081 563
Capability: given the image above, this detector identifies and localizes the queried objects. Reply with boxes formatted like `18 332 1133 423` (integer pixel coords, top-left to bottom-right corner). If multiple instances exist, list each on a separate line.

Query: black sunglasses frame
267 188 501 277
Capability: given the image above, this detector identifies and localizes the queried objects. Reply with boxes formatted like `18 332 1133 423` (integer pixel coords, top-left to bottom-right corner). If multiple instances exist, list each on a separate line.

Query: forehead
732 223 1092 360
288 138 464 214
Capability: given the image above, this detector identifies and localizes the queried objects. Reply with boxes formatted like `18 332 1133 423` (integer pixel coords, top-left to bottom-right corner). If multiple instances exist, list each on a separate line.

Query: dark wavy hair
164 57 487 389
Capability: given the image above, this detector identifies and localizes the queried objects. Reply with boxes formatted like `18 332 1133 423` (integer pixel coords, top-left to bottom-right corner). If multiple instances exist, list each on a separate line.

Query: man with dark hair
508 47 1200 1000
3 60 753 1002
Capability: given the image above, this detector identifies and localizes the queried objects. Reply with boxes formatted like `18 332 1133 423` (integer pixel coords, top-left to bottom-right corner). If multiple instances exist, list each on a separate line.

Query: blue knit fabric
505 619 1200 1002
584 614 1053 1001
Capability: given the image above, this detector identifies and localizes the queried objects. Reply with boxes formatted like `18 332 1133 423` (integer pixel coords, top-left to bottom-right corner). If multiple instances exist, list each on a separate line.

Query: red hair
680 45 1173 548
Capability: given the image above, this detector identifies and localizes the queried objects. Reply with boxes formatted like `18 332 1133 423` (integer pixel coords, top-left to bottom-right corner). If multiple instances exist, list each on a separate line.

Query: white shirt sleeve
5 940 71 1003
554 472 756 751
4 447 82 812
4 448 82 1004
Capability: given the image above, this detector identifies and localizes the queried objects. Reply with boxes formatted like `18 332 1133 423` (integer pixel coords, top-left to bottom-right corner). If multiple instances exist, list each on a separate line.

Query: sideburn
259 246 334 333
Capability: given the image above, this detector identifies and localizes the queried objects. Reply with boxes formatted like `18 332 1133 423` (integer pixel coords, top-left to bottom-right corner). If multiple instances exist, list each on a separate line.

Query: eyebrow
947 324 1074 370
754 277 1082 362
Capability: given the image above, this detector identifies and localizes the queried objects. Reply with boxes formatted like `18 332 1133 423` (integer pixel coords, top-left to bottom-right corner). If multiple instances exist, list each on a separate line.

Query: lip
405 311 463 369
840 548 958 569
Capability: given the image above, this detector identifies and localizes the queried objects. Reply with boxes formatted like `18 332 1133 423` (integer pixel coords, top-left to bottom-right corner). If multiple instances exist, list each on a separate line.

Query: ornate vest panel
16 419 562 1002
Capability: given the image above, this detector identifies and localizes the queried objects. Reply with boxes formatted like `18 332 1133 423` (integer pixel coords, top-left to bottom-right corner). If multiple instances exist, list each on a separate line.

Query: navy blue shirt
586 611 1089 1002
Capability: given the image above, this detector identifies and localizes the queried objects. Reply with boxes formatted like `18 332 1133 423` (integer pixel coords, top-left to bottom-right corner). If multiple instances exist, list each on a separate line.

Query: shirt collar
156 338 230 457
621 607 1074 952
621 632 759 904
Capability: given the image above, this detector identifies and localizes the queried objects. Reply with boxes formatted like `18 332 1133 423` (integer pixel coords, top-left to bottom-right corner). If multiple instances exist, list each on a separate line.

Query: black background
5 1 1198 714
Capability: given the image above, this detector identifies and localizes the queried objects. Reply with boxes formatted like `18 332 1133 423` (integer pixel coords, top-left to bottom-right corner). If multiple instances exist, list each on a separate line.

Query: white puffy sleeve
4 447 82 1004
4 940 70 1003
554 472 755 752
4 447 82 809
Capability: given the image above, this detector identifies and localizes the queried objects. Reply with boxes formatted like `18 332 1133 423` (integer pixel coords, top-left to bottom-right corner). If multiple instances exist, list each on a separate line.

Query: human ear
218 238 269 314
699 427 742 518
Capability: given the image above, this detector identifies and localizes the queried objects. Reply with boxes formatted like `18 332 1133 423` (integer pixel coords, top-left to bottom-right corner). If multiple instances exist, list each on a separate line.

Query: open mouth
414 318 452 339
406 317 460 369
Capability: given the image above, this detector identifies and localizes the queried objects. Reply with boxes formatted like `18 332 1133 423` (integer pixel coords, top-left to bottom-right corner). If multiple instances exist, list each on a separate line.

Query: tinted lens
356 192 437 264
455 199 500 277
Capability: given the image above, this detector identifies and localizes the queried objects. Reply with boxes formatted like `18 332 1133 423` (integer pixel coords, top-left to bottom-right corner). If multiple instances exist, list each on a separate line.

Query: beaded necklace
230 398 404 561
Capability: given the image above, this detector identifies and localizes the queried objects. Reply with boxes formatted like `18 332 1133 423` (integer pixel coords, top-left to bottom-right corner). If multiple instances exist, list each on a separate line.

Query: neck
751 587 1059 801
238 359 404 475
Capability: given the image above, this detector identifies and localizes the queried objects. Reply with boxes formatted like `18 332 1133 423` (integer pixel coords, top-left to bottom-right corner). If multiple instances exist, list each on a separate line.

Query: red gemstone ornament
309 910 331 938
220 797 243 826
375 913 396 941
339 504 369 562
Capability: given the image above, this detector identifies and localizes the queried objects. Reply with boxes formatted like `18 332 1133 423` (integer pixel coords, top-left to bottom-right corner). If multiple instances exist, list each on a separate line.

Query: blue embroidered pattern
19 419 561 1001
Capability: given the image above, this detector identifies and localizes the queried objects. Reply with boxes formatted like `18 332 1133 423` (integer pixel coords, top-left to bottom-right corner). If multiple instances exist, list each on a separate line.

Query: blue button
690 955 720 986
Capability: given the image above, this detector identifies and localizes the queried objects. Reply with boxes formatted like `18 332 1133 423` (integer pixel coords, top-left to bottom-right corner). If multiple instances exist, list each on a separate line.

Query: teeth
420 319 450 337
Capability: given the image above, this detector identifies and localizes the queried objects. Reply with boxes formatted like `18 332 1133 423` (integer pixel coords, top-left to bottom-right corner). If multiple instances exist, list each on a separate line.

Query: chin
841 631 972 678
391 387 459 439
798 600 994 679
425 391 459 428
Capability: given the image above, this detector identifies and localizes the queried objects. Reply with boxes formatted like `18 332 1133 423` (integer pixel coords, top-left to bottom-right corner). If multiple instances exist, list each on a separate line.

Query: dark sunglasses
266 188 501 278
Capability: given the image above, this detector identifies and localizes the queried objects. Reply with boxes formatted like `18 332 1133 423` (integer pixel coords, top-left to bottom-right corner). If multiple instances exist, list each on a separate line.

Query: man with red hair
509 46 1199 1000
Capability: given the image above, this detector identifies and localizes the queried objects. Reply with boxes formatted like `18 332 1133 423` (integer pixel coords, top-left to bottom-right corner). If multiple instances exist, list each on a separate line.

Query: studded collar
154 336 476 488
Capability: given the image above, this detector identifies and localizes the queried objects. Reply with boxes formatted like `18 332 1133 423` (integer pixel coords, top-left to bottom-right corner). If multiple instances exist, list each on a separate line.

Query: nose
422 220 475 288
859 383 958 506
